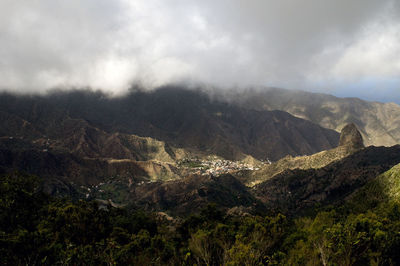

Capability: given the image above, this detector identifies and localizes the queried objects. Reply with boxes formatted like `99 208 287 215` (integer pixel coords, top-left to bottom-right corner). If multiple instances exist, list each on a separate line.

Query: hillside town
178 157 264 176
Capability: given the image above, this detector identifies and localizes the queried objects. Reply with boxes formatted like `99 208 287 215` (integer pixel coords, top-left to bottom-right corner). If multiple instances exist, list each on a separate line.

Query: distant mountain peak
339 123 364 149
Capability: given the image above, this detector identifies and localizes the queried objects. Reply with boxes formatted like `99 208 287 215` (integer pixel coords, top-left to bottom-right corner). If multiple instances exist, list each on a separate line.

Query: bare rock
339 123 364 149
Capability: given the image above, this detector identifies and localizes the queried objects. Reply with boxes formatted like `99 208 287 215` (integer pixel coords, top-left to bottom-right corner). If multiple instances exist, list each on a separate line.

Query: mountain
253 145 400 214
225 87 400 147
3 87 400 264
0 87 339 161
238 122 365 186
0 147 187 196
3 86 400 218
0 86 342 202
347 162 400 212
0 113 190 193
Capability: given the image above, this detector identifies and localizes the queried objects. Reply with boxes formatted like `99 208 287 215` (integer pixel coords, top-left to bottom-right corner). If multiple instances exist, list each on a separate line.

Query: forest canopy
1 172 400 265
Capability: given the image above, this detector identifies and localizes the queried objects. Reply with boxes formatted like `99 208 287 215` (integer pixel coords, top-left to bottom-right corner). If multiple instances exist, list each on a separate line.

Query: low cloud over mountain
1 0 400 102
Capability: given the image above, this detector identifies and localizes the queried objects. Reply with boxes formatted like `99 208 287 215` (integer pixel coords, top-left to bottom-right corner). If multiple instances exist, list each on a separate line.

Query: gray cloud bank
1 0 400 100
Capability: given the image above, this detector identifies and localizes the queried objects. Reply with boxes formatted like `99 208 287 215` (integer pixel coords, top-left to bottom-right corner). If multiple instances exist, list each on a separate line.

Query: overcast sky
1 0 400 102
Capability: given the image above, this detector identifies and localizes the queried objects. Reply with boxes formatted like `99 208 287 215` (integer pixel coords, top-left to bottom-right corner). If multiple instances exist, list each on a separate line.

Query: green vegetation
93 181 130 204
246 144 358 186
178 159 204 168
1 172 400 265
345 163 400 214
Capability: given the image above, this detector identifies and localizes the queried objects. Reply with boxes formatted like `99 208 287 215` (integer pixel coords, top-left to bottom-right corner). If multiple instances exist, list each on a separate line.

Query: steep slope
253 145 400 214
0 87 342 204
0 87 340 161
347 163 400 212
227 87 400 147
338 123 364 148
0 148 181 186
0 114 188 188
241 123 364 186
129 174 265 216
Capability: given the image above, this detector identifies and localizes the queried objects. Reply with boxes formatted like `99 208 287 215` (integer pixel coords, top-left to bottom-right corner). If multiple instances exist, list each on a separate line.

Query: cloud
0 0 399 99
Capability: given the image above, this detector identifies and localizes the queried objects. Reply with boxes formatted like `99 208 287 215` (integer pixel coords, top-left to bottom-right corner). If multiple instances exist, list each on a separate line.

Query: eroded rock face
339 123 364 149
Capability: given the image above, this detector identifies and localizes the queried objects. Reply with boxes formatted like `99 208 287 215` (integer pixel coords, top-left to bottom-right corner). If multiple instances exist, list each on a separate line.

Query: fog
1 0 399 101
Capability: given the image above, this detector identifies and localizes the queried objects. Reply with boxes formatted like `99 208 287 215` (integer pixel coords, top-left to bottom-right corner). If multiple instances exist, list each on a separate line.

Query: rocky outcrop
226 87 400 147
339 123 364 149
240 123 365 186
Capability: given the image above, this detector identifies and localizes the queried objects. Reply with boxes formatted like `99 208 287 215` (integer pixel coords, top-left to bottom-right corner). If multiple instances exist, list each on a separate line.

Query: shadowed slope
254 145 400 214
241 123 365 186
0 87 340 161
347 163 400 212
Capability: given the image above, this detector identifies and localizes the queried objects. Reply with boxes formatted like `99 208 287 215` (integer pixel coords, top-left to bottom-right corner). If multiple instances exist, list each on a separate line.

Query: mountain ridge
253 145 400 215
2 87 400 217
0 87 340 161
224 86 400 147
238 122 365 186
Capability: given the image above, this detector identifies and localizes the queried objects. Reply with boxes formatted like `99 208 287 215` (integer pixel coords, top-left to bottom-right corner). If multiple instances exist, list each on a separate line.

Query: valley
1 86 400 216
2 86 400 264
3 0 400 263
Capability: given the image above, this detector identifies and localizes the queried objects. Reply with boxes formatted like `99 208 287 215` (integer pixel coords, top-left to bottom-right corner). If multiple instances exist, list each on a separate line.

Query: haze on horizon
1 0 400 103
